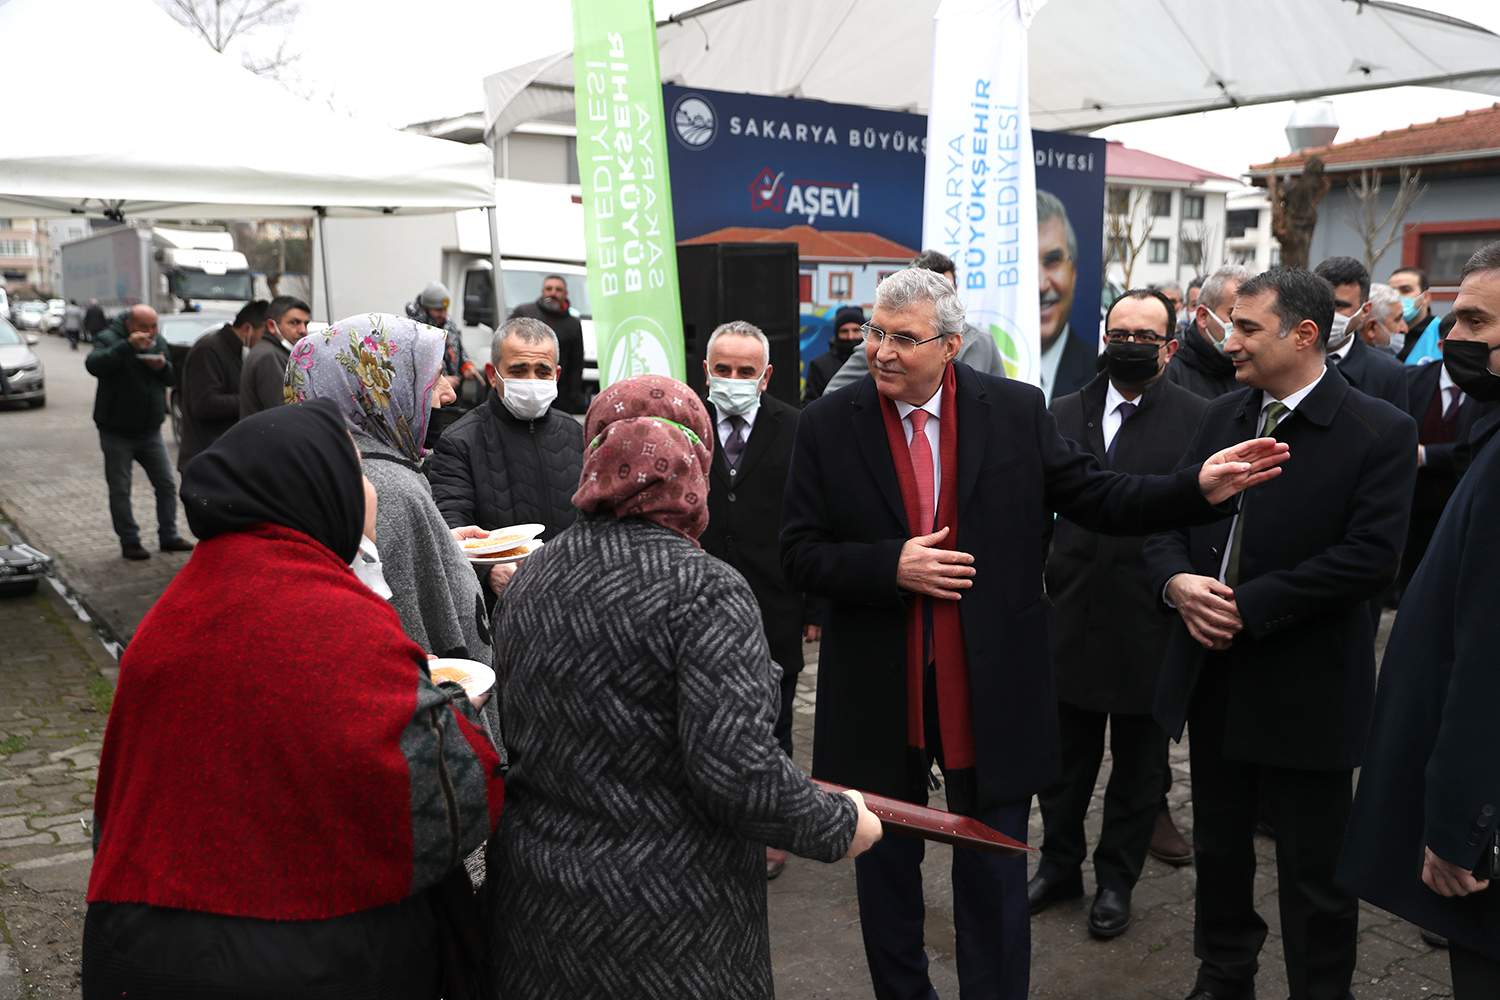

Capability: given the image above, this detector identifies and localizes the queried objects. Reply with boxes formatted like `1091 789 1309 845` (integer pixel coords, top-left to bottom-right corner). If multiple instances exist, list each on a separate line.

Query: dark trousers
1450 940 1500 998
98 429 181 546
1187 661 1358 1000
856 796 1030 1000
1036 704 1166 892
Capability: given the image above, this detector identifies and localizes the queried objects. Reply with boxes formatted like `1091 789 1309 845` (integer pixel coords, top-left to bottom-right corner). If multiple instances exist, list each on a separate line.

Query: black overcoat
1046 373 1208 714
780 362 1224 810
1333 336 1409 413
1337 413 1500 960
1144 373 1417 769
701 393 812 677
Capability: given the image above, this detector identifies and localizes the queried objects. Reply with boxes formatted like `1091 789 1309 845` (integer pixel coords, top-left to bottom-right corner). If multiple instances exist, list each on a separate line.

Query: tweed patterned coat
487 515 859 1000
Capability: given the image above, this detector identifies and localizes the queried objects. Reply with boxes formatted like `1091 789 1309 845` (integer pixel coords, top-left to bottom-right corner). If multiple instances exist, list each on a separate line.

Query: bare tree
1179 220 1222 278
1331 167 1426 274
1267 156 1331 270
1104 186 1155 289
158 0 299 79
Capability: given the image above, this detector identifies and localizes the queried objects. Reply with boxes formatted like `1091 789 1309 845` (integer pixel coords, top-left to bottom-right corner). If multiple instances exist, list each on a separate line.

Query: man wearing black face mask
1338 241 1500 998
1030 289 1208 938
803 306 865 403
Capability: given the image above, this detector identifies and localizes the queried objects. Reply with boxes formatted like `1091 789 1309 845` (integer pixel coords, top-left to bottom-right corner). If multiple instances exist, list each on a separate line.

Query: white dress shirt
713 402 760 453
1328 334 1356 364
893 384 943 515
1102 382 1138 453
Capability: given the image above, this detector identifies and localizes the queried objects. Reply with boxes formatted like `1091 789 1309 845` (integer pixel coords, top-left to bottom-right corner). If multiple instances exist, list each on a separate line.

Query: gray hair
1367 283 1401 324
705 320 770 368
874 267 966 339
491 316 558 366
1151 280 1184 297
1199 264 1251 312
1460 240 1500 281
1036 189 1077 263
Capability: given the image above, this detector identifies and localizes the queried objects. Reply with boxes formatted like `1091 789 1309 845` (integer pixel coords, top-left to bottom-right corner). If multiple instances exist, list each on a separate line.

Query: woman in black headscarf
84 398 503 1000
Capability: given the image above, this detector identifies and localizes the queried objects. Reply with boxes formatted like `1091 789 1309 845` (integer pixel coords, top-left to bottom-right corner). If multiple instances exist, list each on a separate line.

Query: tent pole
314 207 333 323
487 205 507 327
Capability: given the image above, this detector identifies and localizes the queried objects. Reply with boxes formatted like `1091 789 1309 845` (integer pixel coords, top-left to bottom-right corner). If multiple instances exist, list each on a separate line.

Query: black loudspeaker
677 242 800 407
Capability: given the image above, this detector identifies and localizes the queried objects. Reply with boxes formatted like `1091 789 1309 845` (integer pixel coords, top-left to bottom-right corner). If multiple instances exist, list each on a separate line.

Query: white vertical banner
922 0 1038 384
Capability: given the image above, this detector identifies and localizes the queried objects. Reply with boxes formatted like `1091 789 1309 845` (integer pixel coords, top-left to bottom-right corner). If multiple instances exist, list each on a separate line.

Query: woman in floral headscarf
288 314 489 662
485 374 881 1000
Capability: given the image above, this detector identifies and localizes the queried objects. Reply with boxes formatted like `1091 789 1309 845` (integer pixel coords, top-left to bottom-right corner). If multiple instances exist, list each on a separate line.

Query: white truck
312 179 597 388
59 226 253 317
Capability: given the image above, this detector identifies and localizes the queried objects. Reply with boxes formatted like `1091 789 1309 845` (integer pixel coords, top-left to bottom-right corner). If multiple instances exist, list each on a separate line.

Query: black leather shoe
1027 871 1083 914
159 537 195 553
1087 887 1131 938
1182 987 1254 1000
121 542 150 561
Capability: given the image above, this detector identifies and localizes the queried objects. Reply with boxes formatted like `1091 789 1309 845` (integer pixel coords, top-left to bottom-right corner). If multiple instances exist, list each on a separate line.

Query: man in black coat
426 317 583 600
508 275 587 414
1338 242 1500 997
1031 290 1208 939
781 268 1287 1000
83 299 107 343
239 296 309 418
176 300 267 471
1315 257 1409 413
802 305 864 403
1167 264 1247 401
698 320 818 879
1144 267 1417 1000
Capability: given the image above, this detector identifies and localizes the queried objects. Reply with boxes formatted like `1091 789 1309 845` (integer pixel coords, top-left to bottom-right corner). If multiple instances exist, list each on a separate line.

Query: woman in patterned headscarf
288 314 489 662
486 374 881 1000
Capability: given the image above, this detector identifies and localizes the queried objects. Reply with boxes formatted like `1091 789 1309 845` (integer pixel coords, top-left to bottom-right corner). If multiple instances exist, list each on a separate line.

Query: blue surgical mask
708 375 762 416
1400 296 1422 323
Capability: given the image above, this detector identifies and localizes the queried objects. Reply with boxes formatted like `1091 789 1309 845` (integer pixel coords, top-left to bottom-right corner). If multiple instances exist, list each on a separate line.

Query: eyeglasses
1104 328 1168 345
862 323 944 352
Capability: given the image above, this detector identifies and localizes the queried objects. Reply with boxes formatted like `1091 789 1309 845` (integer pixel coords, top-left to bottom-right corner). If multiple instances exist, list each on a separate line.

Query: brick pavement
0 332 1461 998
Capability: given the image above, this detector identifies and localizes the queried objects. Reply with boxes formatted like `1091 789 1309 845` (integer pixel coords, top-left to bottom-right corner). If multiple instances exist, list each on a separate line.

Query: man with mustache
1037 188 1097 402
508 275 587 414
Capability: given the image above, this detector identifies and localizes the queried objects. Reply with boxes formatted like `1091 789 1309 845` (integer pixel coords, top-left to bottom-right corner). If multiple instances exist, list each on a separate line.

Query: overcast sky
213 0 1499 183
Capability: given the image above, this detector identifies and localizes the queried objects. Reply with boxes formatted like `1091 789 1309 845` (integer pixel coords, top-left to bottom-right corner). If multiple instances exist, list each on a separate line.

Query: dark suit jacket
780 361 1225 809
1048 330 1098 401
1338 413 1500 960
1333 336 1409 414
1144 373 1417 769
1047 373 1208 715
1403 360 1498 487
701 394 811 676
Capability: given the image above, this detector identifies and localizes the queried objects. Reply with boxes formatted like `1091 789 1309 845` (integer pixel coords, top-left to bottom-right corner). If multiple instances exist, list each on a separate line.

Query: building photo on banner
664 83 1105 398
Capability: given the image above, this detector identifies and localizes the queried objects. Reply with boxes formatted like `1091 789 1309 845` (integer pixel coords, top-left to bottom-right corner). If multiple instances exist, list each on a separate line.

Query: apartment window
877 270 899 284
1107 187 1130 215
1183 194 1205 221
1421 230 1500 286
1148 238 1170 264
0 240 35 257
828 272 852 300
1150 190 1172 217
67 227 84 241
0 219 12 230
1231 248 1257 265
1181 239 1204 268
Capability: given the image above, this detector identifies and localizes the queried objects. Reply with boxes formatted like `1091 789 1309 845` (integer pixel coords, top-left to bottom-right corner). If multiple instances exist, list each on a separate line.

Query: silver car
0 318 45 408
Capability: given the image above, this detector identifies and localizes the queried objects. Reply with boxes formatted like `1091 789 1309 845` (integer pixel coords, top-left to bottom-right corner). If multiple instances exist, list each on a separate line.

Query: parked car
14 301 46 330
0 318 45 408
158 312 235 443
42 299 66 333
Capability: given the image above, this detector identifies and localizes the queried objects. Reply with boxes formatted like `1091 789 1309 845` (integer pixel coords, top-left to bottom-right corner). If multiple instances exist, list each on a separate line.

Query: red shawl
879 362 975 769
88 524 503 920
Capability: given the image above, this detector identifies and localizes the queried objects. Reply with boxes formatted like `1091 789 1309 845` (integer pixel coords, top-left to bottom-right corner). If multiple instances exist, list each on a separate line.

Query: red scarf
879 363 975 769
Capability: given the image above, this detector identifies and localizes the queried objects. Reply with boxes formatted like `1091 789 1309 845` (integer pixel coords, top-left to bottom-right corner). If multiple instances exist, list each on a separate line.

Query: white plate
469 540 544 566
428 658 496 699
457 523 545 557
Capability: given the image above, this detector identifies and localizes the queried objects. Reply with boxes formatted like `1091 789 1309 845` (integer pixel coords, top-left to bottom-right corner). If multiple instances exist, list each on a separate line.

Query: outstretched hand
1198 437 1290 506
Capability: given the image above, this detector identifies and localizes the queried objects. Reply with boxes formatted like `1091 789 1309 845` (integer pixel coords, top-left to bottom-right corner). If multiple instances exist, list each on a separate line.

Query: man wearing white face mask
426 317 583 599
1358 283 1410 357
698 320 820 881
1314 257 1409 416
1168 265 1249 400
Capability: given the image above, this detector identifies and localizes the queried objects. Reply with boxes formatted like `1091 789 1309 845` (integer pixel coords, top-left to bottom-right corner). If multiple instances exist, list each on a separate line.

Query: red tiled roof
1250 103 1500 173
678 225 916 261
1104 141 1234 183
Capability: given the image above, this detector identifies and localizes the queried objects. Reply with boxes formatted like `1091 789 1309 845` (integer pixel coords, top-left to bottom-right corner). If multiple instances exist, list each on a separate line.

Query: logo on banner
747 169 861 225
672 94 717 149
605 315 675 384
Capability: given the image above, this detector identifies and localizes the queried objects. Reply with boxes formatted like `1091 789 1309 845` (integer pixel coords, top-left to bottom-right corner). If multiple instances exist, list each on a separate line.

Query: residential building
1248 103 1500 302
0 219 50 295
1103 142 1243 290
1224 190 1281 270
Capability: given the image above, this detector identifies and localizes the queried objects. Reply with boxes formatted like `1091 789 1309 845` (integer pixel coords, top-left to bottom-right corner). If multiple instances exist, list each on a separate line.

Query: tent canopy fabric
484 0 1500 140
0 0 495 220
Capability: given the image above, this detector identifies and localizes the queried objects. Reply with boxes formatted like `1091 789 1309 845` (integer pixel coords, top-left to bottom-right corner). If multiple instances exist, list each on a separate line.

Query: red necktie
1445 385 1463 420
909 409 935 534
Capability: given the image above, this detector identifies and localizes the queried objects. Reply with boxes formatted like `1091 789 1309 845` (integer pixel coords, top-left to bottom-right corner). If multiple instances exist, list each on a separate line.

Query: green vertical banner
572 0 685 385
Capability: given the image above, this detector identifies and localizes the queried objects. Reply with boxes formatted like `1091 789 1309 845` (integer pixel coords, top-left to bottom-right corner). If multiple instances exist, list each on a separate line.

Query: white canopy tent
0 0 494 221
484 0 1500 140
